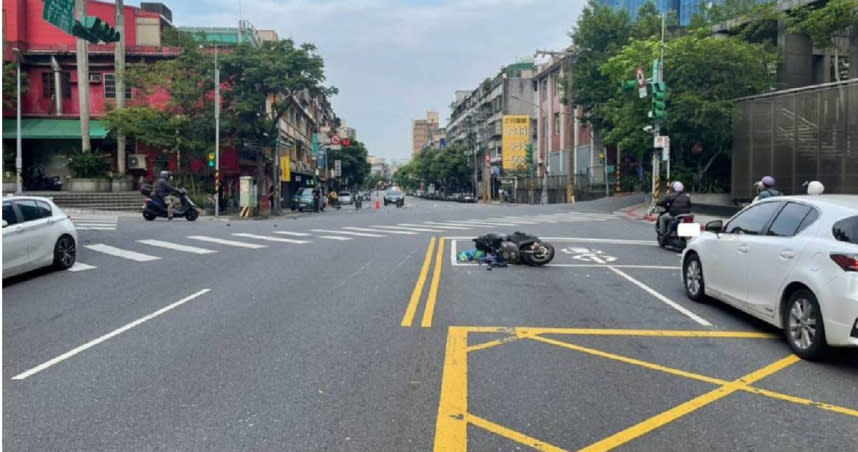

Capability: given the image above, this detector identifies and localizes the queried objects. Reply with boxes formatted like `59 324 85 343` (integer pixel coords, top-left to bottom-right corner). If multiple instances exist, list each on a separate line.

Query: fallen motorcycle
473 232 555 266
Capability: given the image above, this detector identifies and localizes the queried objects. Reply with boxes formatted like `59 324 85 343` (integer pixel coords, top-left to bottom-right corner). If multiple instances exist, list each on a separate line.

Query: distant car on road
339 191 353 205
681 195 858 360
384 189 405 206
3 195 78 279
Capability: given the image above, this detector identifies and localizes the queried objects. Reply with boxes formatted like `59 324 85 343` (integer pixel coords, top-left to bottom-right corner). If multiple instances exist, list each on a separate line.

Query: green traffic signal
71 16 120 44
622 80 637 90
651 81 667 120
525 144 533 166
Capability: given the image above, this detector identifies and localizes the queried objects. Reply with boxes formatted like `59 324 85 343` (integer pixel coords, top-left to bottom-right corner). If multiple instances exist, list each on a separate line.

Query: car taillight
683 216 695 223
830 254 858 272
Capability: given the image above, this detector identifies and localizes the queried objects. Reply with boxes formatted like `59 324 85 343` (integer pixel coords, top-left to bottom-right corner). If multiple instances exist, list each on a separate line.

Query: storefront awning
2 118 109 140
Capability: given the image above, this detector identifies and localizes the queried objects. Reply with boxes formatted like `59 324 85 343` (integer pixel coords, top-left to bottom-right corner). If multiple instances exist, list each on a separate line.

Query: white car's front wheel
683 253 706 302
784 289 828 360
53 235 76 270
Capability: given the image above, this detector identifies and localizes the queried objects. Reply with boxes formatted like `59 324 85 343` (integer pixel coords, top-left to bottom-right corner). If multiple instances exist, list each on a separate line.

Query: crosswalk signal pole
214 45 220 217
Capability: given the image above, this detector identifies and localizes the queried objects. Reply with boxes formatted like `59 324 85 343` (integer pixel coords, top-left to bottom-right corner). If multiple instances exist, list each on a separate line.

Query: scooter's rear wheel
143 211 156 221
185 209 199 221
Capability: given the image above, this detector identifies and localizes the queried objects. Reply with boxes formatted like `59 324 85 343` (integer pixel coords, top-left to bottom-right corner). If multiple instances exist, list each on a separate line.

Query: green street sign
72 16 120 43
43 0 76 34
312 133 319 157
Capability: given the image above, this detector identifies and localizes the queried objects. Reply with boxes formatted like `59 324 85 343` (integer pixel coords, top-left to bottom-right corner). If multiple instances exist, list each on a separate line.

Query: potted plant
68 150 110 192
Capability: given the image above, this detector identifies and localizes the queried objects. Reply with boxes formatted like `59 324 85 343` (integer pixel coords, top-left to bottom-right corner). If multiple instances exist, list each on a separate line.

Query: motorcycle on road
473 232 555 266
655 209 695 250
140 186 200 221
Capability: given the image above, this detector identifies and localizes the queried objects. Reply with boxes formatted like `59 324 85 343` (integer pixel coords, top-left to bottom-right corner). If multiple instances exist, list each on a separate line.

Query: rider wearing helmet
657 181 692 236
754 176 782 201
806 181 825 195
154 170 180 219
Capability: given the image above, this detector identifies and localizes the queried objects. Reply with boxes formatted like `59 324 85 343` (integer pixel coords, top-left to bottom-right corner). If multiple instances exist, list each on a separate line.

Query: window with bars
41 72 71 99
104 73 132 99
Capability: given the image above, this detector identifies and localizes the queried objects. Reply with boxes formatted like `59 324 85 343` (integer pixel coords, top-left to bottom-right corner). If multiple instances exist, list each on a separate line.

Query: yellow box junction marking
433 326 858 451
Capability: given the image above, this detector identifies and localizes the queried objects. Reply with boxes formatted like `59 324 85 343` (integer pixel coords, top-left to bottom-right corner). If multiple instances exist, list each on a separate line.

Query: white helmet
807 181 825 195
672 181 684 192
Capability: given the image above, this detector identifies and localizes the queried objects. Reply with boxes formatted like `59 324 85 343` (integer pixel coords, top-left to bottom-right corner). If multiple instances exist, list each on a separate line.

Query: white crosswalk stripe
187 236 268 249
312 229 385 238
233 233 310 244
85 244 161 262
375 225 442 232
138 239 217 255
344 226 416 235
423 222 474 230
399 223 462 231
72 215 118 231
68 262 97 272
274 231 313 237
318 236 352 241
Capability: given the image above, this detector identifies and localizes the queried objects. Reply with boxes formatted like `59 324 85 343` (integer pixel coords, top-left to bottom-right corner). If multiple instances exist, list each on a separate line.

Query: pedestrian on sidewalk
313 187 321 212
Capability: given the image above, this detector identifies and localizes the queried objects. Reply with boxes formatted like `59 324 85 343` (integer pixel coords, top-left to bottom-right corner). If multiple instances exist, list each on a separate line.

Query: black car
383 189 405 206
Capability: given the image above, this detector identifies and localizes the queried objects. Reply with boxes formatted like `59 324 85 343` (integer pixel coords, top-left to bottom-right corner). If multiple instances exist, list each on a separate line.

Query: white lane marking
344 226 415 235
273 231 312 237
233 233 310 244
187 236 267 249
609 266 712 326
76 227 117 231
374 225 441 233
11 289 211 380
85 244 161 262
318 236 352 241
138 239 217 255
442 236 657 246
421 222 473 230
68 262 97 272
311 229 385 238
74 222 118 226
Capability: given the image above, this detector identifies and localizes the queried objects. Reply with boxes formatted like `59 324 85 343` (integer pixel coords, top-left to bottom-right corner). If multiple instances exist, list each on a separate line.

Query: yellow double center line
401 237 445 328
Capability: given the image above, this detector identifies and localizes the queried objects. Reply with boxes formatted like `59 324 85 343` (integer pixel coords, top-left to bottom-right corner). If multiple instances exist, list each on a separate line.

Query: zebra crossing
68 212 619 273
71 215 119 231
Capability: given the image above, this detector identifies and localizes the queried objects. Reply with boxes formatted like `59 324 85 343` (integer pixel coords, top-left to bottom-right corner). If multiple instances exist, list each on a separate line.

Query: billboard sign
502 115 530 170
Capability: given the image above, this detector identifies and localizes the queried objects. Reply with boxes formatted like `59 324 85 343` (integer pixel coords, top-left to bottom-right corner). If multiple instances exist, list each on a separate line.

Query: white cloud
168 0 585 160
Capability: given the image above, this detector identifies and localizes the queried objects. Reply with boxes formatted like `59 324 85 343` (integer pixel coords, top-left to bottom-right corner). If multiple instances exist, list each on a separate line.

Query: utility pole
115 0 126 175
75 0 91 152
214 45 221 217
14 48 22 194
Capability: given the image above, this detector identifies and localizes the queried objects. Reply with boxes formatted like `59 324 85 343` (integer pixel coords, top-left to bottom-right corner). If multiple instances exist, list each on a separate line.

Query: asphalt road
3 194 857 451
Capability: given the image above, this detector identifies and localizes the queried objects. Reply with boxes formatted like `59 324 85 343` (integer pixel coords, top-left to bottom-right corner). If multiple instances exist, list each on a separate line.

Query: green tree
600 29 778 191
327 140 371 188
568 0 633 133
3 60 28 109
103 32 215 182
788 0 858 82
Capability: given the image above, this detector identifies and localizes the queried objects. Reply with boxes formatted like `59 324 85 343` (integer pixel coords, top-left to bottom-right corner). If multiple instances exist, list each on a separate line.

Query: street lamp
13 48 22 194
511 94 548 205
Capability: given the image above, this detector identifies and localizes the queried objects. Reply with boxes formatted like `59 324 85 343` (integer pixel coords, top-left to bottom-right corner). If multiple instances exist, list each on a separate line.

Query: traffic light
525 144 533 167
651 81 667 120
207 152 215 168
71 16 120 44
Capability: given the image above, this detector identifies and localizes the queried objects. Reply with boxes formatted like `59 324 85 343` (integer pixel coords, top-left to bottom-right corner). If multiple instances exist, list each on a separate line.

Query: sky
161 0 588 162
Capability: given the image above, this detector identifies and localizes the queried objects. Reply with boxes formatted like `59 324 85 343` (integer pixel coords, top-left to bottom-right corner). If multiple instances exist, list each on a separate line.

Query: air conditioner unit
89 73 102 84
128 154 147 170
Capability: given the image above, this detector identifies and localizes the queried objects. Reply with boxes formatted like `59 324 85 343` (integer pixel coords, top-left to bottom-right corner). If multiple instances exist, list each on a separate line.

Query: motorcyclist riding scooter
142 171 200 221
656 181 693 249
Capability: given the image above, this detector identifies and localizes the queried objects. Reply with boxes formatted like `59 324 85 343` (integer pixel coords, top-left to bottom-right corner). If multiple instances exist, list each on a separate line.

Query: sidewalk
616 203 729 226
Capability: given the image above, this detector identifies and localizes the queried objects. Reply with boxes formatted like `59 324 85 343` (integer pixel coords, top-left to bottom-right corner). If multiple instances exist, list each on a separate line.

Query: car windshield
8 2 858 451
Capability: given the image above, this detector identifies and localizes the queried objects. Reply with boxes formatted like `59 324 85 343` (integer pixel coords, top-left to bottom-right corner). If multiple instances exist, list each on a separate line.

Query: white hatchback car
681 195 858 360
2 196 78 279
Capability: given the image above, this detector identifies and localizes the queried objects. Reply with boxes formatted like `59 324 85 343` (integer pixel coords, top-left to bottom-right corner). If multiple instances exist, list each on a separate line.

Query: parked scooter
473 232 555 266
23 167 63 191
140 186 200 221
655 209 695 250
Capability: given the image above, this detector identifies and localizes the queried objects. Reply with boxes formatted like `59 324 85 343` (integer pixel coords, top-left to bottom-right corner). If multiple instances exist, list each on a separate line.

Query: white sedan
3 196 78 279
681 195 858 360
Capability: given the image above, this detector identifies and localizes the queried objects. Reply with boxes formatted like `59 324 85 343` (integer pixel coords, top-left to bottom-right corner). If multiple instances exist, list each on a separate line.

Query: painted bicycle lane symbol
561 247 617 264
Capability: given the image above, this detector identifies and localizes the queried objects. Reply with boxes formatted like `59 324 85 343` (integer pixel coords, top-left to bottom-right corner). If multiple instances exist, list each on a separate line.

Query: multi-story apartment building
412 111 439 155
446 61 537 199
